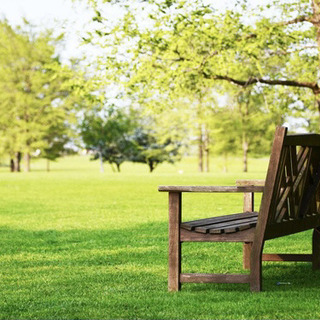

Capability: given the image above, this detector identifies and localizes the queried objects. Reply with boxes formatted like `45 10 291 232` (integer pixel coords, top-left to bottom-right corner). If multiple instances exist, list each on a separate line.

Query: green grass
0 156 320 319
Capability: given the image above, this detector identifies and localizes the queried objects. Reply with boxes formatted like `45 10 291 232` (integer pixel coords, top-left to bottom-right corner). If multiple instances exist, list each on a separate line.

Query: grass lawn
0 155 320 319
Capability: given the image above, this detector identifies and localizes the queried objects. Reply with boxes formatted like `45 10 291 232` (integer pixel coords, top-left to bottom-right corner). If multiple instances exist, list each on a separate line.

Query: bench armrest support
235 180 265 212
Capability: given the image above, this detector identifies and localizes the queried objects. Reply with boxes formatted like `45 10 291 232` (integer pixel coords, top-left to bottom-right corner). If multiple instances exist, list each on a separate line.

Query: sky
0 0 84 25
0 0 95 61
0 0 237 26
0 0 270 61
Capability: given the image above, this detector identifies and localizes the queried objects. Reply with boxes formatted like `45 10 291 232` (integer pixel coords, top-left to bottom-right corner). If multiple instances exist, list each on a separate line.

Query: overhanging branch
203 73 320 94
277 15 314 26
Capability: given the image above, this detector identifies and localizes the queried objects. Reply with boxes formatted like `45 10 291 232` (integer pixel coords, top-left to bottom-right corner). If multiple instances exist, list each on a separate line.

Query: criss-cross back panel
267 134 320 227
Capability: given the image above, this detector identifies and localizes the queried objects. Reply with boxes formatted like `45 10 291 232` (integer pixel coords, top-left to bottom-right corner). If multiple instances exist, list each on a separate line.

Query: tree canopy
82 0 320 125
0 20 81 171
2 0 319 173
76 0 320 171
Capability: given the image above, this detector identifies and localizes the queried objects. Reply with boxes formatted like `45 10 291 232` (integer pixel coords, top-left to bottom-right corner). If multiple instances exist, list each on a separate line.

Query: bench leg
243 242 252 270
312 227 320 271
168 192 182 291
242 189 254 271
250 258 262 292
250 241 264 292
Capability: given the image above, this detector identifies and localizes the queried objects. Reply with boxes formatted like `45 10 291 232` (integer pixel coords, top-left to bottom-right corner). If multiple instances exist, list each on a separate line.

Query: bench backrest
257 127 320 240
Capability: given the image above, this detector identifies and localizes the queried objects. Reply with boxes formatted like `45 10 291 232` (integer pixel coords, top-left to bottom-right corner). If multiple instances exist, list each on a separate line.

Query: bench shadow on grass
0 222 319 295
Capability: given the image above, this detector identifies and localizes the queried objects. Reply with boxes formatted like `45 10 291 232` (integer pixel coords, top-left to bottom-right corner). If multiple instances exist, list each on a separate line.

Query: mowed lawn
0 156 320 319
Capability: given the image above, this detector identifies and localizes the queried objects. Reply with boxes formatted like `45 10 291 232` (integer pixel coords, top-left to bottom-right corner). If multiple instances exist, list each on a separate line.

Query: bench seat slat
198 217 258 234
181 211 258 230
182 212 258 234
193 215 257 232
218 221 257 234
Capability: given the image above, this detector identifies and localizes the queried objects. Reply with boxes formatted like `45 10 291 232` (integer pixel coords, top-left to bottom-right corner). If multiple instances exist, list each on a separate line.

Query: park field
0 155 320 319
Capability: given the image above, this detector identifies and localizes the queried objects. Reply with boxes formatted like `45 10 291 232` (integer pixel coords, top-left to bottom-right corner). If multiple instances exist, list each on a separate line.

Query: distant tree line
0 20 77 172
0 19 182 173
80 106 182 172
2 0 320 173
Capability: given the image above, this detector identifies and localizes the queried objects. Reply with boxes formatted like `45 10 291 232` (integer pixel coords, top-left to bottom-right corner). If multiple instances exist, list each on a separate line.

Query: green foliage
130 126 182 172
0 20 80 170
80 107 136 172
82 0 320 127
42 123 71 162
75 0 320 173
210 109 239 157
80 106 183 172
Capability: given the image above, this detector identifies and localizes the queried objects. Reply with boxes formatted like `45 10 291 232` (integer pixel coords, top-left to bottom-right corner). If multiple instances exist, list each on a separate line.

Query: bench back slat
258 127 320 240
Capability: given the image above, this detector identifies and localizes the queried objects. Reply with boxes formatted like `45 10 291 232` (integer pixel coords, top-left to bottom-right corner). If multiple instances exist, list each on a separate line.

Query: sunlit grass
0 155 319 319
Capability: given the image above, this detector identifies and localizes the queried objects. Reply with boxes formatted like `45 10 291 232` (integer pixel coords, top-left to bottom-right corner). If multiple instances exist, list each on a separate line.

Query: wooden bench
159 127 320 291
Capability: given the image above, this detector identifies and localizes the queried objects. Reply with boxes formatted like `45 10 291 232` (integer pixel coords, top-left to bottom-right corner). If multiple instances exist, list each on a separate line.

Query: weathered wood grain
180 227 255 242
262 253 312 262
181 212 258 231
251 126 288 292
168 192 181 291
284 134 320 147
264 214 320 240
180 273 250 284
158 186 264 193
235 179 265 187
243 242 252 270
195 216 257 234
236 180 257 271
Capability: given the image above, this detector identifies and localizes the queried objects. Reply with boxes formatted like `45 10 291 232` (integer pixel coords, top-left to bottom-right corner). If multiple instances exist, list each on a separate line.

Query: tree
210 110 238 173
81 0 320 128
80 103 183 172
0 20 76 171
80 107 135 172
42 122 70 171
206 81 284 172
129 127 181 172
229 86 284 172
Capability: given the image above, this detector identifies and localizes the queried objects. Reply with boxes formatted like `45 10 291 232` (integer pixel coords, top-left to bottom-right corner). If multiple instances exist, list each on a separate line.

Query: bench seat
181 212 258 234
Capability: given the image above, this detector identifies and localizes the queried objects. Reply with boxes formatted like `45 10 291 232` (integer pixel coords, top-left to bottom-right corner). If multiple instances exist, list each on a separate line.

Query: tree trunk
239 92 250 172
14 152 21 172
10 159 14 172
205 147 209 172
198 128 203 172
116 163 121 172
24 153 30 172
99 152 104 173
148 161 154 173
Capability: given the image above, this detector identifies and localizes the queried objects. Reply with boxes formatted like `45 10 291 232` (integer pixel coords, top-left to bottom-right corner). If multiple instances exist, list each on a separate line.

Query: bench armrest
236 179 265 187
158 186 264 193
